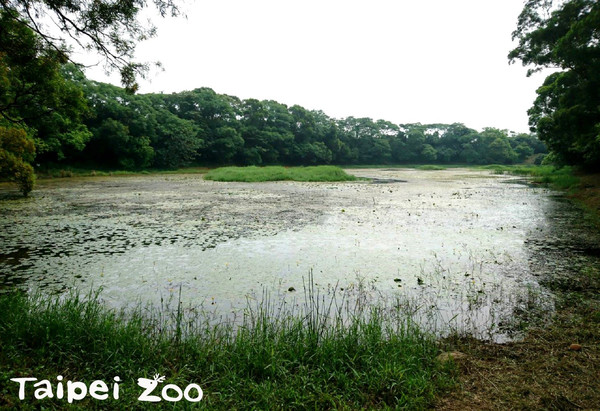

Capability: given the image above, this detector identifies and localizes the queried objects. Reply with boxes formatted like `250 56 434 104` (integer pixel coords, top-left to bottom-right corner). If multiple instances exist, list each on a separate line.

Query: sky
82 0 550 134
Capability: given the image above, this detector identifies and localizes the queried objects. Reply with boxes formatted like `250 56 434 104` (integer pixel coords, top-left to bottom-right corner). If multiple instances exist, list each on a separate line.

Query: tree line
3 0 598 196
41 68 545 172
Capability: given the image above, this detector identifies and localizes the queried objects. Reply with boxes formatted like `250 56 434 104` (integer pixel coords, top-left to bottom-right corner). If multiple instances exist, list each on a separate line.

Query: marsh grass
35 166 210 179
436 172 600 410
479 165 580 190
0 278 454 409
340 164 467 169
203 166 358 182
387 256 554 343
415 165 447 171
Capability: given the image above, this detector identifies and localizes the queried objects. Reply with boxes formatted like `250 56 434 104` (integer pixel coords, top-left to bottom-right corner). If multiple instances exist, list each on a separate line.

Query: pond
1 168 598 341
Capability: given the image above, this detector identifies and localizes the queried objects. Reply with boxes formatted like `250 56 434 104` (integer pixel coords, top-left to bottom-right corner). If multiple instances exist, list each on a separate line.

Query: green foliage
0 290 454 409
94 118 154 169
481 164 580 191
1 1 560 190
529 70 599 167
56 78 547 170
0 14 92 163
152 111 202 168
204 166 358 182
2 60 546 172
0 126 36 195
421 144 438 162
77 80 205 169
1 0 181 91
1 1 183 193
509 0 600 169
514 142 534 161
417 165 446 170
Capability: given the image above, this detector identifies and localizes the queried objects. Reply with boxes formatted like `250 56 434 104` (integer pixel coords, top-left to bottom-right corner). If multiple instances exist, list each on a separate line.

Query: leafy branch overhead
509 0 599 76
509 0 600 168
0 0 182 92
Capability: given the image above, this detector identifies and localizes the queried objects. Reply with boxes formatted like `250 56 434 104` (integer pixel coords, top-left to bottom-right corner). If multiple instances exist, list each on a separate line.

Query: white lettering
162 384 183 402
183 383 203 402
137 378 161 402
33 380 53 399
56 375 64 399
11 374 201 403
113 376 120 400
10 378 37 400
66 381 87 403
89 380 108 400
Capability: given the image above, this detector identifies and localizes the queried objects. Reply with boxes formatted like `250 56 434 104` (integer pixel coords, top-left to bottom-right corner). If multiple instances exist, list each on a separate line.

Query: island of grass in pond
204 165 358 182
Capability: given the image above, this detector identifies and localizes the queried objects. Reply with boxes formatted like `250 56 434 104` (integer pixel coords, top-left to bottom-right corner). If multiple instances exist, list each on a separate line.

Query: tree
1 0 181 91
487 138 517 164
94 118 154 169
405 129 426 162
1 12 91 193
1 0 182 193
509 0 600 168
76 79 205 169
0 126 35 195
29 65 92 162
152 110 201 168
420 144 438 162
0 16 91 159
514 142 535 161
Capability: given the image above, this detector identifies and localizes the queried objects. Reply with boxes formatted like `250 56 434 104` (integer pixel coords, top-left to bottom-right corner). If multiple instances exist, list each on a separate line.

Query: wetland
1 168 598 341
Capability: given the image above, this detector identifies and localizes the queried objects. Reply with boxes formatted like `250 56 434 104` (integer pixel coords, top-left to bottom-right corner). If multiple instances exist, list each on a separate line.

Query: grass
340 164 461 170
569 173 600 229
415 165 447 171
34 166 210 179
203 166 358 182
437 165 600 409
5 162 599 408
0 283 454 409
478 164 580 191
437 261 600 410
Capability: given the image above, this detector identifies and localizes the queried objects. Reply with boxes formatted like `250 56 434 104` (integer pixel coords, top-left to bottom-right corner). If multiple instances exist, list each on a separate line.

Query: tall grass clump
204 166 358 182
0 285 453 409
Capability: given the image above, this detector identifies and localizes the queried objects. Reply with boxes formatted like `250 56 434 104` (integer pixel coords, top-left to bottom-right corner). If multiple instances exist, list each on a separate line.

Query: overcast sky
83 0 549 133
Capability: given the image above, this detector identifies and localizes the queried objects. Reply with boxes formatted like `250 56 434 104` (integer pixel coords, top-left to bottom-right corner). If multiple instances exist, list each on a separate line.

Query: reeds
0 274 453 409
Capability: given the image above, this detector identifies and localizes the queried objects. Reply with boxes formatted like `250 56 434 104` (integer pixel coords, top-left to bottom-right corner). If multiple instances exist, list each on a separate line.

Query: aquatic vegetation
479 165 580 190
203 166 358 182
416 165 447 171
3 168 597 341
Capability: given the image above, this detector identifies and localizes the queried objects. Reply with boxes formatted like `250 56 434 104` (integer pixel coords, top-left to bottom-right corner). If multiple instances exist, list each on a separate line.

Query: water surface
1 168 597 340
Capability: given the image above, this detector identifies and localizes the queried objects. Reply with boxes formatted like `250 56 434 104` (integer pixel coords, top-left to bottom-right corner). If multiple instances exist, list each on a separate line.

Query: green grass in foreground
0 289 453 409
204 165 358 182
